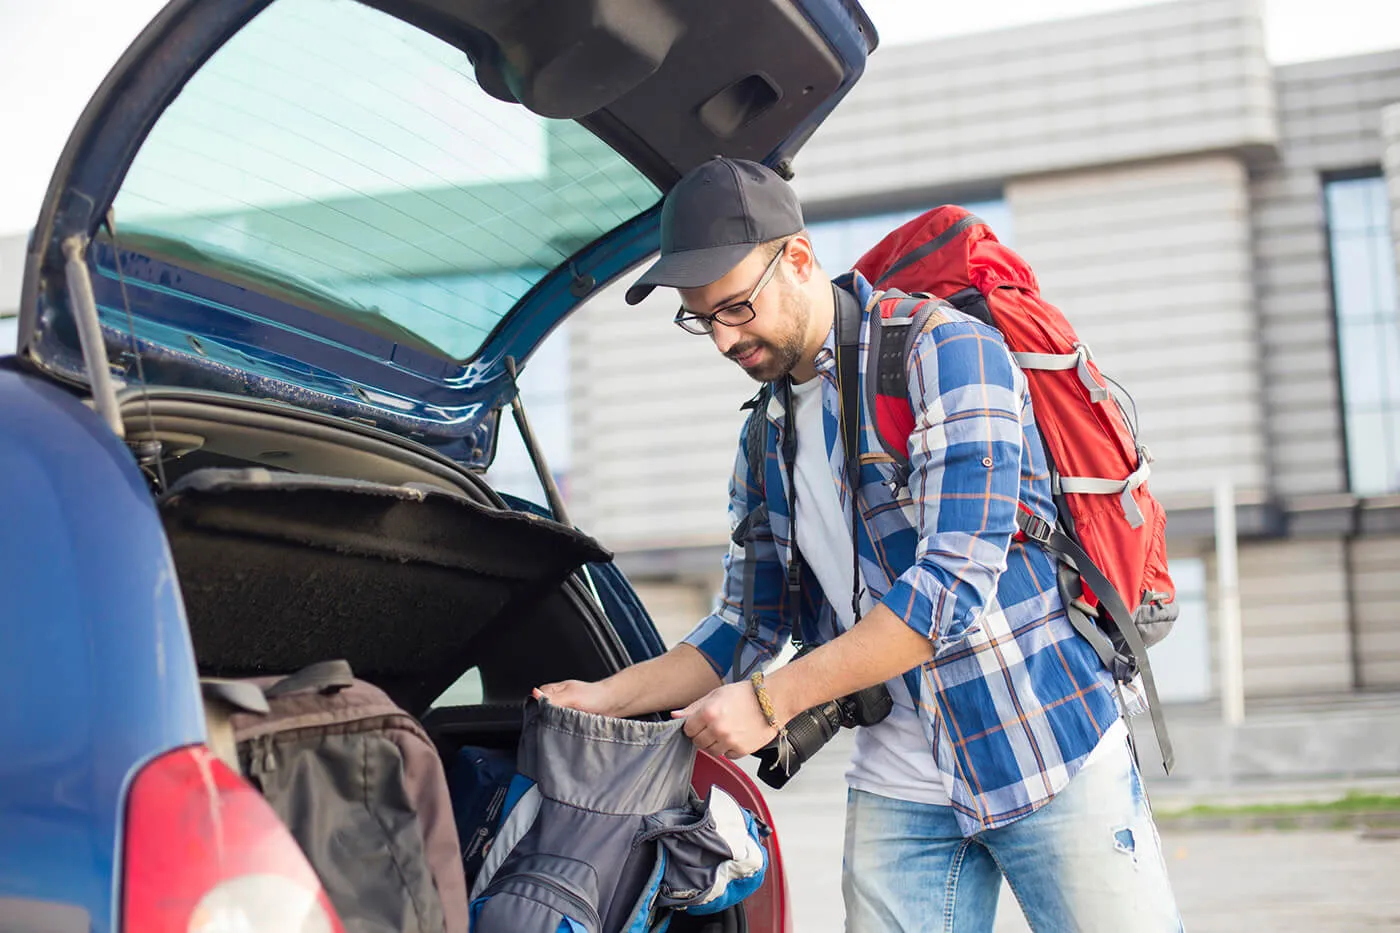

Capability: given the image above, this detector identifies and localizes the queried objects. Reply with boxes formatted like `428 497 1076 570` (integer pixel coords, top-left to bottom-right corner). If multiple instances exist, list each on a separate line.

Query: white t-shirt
786 374 1124 807
788 375 952 805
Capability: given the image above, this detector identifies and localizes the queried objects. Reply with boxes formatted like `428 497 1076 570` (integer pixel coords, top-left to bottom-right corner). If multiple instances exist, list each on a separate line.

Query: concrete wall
1164 537 1353 702
1007 154 1266 504
1233 538 1354 697
570 0 1285 549
792 0 1276 210
568 278 751 551
1352 534 1400 688
1 233 24 353
1249 51 1400 498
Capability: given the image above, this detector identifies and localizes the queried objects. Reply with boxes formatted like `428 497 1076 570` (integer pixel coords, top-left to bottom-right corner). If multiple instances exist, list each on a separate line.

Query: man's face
677 245 810 384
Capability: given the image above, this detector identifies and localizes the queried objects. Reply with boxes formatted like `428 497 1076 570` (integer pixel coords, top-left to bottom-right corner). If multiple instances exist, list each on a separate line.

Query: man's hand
533 679 618 716
672 681 778 759
532 644 724 721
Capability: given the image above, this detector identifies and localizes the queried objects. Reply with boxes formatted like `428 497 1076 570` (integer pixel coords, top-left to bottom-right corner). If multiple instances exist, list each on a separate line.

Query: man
537 157 1181 932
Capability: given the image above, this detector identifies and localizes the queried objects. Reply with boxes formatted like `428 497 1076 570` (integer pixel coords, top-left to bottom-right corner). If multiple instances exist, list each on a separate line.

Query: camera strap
745 284 867 675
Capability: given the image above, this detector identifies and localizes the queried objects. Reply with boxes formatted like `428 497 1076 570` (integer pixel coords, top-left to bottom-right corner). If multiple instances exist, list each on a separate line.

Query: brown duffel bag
205 660 469 933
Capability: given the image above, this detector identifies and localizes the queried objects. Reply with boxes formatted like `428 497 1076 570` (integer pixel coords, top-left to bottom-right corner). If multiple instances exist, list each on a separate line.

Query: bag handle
873 213 980 287
264 659 355 698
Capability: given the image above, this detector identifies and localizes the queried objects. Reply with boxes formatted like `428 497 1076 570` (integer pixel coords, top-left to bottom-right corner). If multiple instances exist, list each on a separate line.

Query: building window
807 198 1012 275
1325 174 1400 495
1148 557 1212 704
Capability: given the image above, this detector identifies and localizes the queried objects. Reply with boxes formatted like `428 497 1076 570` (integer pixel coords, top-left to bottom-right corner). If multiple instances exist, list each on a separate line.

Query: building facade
565 0 1400 708
2 0 1397 713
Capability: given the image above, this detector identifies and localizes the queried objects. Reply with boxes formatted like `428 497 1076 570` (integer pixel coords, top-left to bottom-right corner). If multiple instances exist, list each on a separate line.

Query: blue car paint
20 0 872 469
4 1 874 925
0 364 206 933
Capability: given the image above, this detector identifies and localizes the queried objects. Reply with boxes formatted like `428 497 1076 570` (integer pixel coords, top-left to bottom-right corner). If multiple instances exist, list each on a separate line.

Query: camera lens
753 700 843 789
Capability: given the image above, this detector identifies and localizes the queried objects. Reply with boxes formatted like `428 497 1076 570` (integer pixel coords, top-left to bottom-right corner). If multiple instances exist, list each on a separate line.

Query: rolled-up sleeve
682 417 792 682
878 319 1024 647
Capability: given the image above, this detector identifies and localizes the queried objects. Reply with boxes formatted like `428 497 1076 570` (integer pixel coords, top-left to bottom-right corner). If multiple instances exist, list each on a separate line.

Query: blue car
0 1 876 931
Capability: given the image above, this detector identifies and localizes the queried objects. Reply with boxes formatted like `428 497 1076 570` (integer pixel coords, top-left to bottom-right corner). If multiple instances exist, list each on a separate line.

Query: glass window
807 197 1012 275
1148 557 1212 704
484 321 572 506
110 0 659 360
434 667 484 707
0 316 15 355
1325 174 1400 494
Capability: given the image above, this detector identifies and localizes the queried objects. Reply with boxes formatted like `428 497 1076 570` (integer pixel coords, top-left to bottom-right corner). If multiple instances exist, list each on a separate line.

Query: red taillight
122 745 344 933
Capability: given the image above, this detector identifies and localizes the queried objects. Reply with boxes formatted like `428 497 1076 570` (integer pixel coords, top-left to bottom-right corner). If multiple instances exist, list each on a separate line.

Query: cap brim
624 242 757 305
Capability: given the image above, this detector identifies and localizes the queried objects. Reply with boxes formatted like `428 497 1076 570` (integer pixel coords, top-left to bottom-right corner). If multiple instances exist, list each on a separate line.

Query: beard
726 282 810 383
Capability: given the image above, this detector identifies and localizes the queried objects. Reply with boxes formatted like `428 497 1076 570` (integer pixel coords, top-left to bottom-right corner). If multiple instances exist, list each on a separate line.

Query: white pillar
1215 477 1245 727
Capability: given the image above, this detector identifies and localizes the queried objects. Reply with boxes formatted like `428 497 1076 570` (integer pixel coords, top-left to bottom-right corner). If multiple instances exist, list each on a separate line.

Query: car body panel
1 0 876 926
0 364 205 932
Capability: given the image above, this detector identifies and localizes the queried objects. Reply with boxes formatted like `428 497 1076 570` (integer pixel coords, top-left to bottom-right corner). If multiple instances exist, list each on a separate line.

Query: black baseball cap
624 157 805 305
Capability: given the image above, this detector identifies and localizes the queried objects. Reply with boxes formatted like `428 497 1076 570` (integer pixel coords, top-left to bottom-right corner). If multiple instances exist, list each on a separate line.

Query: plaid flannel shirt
683 271 1121 835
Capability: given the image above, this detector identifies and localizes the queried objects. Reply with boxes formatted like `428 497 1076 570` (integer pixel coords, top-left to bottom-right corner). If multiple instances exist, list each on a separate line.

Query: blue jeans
842 738 1182 932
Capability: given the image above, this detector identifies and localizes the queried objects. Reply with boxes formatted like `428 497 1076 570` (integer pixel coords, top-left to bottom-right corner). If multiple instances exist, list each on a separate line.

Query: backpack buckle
1019 513 1054 545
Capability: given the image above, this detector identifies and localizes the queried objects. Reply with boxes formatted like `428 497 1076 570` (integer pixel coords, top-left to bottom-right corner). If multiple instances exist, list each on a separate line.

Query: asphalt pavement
740 731 1400 932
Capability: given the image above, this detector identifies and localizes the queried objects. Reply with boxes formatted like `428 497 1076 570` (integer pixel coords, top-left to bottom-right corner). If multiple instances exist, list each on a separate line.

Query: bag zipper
482 871 602 930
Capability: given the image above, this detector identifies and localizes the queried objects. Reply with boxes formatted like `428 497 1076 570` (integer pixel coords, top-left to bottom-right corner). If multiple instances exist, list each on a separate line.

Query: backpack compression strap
1017 512 1175 772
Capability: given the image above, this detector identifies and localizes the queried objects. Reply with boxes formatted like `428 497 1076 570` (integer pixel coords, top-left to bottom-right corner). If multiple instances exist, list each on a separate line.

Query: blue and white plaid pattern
683 271 1121 835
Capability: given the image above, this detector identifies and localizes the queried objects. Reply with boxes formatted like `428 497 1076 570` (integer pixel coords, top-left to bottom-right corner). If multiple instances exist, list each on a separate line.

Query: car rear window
110 0 660 360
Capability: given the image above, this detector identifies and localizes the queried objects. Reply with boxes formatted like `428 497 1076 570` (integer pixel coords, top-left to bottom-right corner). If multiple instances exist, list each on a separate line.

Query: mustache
726 341 764 361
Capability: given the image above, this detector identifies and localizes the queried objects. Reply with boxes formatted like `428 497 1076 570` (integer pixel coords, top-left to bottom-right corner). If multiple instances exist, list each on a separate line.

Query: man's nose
712 325 743 355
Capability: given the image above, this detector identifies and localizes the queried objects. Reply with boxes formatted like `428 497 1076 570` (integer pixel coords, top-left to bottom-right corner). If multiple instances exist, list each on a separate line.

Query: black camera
753 683 893 789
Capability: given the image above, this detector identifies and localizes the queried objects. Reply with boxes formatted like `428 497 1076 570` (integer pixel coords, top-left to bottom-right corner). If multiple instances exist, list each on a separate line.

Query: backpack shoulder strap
862 290 944 485
739 385 770 505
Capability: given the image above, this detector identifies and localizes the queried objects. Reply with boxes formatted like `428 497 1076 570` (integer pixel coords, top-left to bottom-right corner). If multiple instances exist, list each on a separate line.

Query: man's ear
784 234 818 284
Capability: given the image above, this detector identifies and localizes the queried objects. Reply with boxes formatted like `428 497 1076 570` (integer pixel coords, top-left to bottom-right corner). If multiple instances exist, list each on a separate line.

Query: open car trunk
143 395 760 932
161 465 621 715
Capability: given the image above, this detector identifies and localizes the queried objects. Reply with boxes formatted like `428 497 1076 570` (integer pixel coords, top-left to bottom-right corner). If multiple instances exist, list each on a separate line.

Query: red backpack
852 206 1177 769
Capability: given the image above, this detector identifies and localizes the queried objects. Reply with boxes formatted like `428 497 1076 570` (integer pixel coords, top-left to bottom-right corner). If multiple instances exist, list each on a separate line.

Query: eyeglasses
673 241 789 336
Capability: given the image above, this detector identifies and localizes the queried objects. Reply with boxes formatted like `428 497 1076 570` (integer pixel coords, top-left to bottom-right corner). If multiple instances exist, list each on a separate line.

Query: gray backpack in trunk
470 698 769 933
221 660 470 933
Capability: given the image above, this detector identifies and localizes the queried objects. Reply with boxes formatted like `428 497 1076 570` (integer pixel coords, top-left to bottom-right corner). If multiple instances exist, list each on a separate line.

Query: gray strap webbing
735 513 766 681
1064 601 1121 683
1054 454 1152 528
1011 344 1111 403
1017 511 1174 772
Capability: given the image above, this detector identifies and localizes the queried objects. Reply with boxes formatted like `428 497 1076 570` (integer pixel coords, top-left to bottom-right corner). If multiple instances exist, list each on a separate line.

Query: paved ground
740 732 1400 932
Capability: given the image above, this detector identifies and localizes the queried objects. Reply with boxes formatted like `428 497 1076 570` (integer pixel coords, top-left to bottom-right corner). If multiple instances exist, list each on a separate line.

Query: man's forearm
601 643 724 718
763 604 934 723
